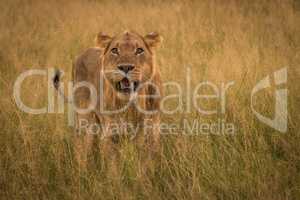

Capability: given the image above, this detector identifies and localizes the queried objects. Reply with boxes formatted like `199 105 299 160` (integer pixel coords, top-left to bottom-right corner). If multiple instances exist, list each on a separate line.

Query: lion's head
96 31 162 98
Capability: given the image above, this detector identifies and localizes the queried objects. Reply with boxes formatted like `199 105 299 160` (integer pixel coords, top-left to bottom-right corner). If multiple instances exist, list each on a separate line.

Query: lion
54 31 163 164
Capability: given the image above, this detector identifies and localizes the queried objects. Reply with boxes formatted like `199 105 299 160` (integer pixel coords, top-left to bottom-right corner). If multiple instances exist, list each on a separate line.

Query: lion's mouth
115 78 139 93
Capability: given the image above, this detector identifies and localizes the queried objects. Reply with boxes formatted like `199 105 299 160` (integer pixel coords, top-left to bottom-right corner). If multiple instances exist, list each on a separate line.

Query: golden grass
0 0 300 199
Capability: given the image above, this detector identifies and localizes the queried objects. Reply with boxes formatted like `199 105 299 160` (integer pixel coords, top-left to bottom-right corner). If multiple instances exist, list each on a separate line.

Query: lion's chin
115 78 139 94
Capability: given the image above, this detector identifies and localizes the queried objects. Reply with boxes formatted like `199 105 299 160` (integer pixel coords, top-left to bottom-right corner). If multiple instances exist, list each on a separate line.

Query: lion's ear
96 32 112 49
144 32 162 48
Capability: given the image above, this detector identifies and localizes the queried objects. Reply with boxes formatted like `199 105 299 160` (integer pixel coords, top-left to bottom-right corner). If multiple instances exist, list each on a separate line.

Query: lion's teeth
121 83 126 89
120 82 135 90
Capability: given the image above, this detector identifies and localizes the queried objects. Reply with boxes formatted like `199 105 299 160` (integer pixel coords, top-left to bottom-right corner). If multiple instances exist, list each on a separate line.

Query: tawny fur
71 31 163 164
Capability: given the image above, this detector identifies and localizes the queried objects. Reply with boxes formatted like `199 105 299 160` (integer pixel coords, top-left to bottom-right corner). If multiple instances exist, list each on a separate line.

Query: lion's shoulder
75 47 102 66
73 47 102 81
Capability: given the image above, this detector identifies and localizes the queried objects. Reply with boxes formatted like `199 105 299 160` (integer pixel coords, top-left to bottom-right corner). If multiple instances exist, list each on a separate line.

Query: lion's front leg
96 115 121 154
73 111 97 169
142 72 162 153
142 114 161 153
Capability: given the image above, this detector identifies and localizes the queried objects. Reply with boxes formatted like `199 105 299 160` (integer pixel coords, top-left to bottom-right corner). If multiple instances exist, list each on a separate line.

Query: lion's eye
135 48 144 55
111 48 119 55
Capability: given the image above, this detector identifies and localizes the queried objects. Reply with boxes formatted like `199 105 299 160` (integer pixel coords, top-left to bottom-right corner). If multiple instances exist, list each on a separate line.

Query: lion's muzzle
117 64 135 74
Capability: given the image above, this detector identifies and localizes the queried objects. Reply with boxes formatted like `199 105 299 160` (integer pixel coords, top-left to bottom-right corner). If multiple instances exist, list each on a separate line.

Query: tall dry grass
0 0 300 199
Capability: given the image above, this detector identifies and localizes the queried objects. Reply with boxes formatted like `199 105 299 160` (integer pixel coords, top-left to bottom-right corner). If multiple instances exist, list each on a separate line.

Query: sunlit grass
0 0 299 199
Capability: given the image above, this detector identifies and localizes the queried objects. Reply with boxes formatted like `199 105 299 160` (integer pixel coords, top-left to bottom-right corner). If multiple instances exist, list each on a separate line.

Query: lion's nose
118 64 135 74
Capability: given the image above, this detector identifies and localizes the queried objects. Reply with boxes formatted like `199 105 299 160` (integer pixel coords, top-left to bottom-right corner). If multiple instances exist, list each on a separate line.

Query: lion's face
97 31 161 96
